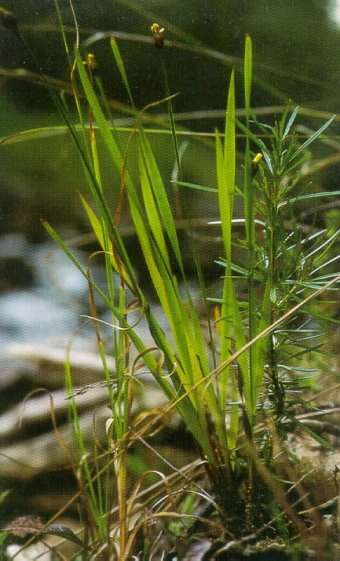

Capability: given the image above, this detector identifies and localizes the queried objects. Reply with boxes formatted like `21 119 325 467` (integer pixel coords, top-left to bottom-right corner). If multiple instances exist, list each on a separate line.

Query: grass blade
244 34 253 115
289 115 336 162
110 37 135 108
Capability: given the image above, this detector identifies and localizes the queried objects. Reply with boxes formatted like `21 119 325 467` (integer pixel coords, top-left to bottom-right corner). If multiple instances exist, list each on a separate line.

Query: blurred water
0 236 91 372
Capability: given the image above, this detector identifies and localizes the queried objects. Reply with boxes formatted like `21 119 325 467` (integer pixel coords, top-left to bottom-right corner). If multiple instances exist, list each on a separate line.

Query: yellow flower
252 152 263 165
150 22 165 48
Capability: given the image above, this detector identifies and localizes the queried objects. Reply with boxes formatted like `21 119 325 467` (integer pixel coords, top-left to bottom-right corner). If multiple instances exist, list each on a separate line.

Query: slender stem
267 178 283 419
245 139 256 424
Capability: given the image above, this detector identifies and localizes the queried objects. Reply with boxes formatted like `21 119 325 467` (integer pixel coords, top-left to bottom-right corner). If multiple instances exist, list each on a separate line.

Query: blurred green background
1 0 340 241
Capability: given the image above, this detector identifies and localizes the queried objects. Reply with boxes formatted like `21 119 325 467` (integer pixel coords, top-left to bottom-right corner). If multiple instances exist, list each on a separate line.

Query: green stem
245 138 256 426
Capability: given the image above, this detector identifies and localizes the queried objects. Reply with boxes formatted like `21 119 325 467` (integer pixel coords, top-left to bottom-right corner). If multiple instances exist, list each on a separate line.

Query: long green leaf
76 51 126 175
138 149 170 268
216 72 248 439
244 34 253 115
138 130 184 272
110 38 135 107
80 195 133 288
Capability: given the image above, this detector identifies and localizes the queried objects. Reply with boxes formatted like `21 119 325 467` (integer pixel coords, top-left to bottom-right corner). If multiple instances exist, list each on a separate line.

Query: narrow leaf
110 38 135 107
282 106 300 140
244 34 253 115
289 115 336 162
173 180 217 193
80 195 133 288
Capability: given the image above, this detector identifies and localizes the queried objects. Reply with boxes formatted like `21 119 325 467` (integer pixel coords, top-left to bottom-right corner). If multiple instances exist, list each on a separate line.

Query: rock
0 406 107 479
0 385 109 442
5 342 115 386
5 542 51 561
0 340 166 479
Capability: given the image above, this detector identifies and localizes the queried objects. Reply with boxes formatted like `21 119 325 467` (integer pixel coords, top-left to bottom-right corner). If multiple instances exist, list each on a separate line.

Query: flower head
150 22 165 48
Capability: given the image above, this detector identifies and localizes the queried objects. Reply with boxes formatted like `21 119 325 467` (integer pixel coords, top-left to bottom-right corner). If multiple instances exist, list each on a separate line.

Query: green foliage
63 33 338 531
54 33 339 546
2 19 340 559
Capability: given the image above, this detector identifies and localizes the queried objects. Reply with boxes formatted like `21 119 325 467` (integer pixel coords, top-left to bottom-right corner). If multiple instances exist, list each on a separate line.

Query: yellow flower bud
252 152 263 165
150 22 165 48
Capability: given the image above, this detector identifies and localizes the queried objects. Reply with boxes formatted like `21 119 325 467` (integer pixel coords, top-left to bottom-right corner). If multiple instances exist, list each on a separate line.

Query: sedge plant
61 34 339 551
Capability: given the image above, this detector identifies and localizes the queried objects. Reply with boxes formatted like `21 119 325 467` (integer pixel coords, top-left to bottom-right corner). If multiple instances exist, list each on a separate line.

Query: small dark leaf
45 524 83 547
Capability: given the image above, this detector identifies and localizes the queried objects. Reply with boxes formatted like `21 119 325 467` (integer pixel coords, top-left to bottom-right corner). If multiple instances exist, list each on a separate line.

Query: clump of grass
1 6 340 560
59 37 339 556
